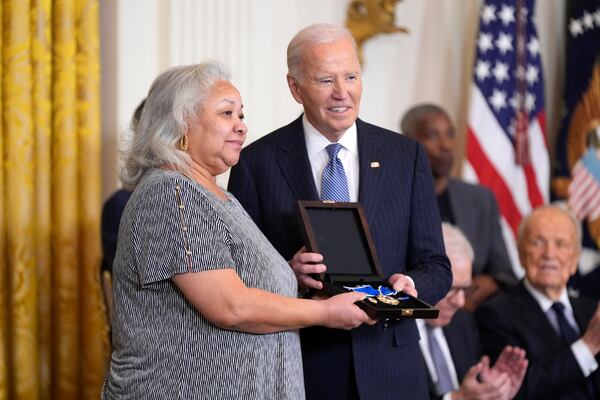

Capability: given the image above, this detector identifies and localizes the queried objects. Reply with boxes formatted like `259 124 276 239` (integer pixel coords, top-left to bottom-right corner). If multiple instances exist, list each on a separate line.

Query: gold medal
376 294 399 305
376 285 399 305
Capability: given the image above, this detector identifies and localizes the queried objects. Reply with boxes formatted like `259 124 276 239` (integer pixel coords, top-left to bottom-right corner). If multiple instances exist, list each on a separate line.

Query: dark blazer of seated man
101 99 144 274
401 104 518 311
476 205 600 400
419 223 526 400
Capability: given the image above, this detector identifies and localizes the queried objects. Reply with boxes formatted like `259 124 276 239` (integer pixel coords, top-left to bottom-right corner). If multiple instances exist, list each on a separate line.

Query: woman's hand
320 291 377 329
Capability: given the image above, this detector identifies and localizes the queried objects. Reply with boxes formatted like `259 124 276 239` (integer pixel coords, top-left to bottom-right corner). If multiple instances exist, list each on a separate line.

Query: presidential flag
552 0 600 293
464 0 549 275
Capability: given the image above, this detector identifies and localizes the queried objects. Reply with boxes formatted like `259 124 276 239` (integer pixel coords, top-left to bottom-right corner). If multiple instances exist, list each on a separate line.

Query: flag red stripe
467 127 522 237
569 168 594 205
567 163 600 220
591 199 600 220
583 190 600 216
523 110 548 208
523 163 544 208
578 183 600 216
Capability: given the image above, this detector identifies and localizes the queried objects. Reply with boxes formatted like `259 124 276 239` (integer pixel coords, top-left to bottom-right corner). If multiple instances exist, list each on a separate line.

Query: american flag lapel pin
370 161 380 168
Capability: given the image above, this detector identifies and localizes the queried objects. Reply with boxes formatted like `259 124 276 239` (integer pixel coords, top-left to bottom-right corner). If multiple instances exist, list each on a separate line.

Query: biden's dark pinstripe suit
228 115 452 400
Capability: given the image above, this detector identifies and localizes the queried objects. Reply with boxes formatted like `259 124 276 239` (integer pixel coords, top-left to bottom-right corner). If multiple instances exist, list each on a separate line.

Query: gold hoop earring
179 134 189 151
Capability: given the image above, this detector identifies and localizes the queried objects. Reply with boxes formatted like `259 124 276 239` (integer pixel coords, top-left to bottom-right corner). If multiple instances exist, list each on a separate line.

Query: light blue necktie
426 326 454 396
321 143 350 202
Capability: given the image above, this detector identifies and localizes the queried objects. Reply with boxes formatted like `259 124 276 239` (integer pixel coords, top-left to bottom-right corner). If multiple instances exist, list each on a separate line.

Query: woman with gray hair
102 61 373 399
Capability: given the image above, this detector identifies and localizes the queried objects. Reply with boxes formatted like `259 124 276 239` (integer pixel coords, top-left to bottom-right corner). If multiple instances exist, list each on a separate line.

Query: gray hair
442 223 474 267
400 103 449 138
120 61 230 189
287 23 357 81
517 204 582 250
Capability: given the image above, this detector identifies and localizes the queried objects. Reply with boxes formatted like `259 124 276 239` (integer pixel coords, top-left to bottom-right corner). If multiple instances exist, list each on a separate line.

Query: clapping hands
454 346 527 400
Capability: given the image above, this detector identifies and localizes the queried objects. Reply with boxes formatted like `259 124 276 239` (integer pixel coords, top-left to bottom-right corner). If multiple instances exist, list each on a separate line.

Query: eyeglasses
447 284 478 298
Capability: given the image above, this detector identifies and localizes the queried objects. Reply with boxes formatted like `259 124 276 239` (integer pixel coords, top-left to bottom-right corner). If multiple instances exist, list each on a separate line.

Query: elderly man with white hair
477 205 600 399
418 223 527 400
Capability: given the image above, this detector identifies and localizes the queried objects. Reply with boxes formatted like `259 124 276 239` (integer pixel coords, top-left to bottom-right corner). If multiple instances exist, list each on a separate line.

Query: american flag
464 0 549 274
569 147 600 222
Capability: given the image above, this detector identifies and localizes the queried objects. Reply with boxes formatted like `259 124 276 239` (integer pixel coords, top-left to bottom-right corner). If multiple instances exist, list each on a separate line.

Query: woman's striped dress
102 169 305 399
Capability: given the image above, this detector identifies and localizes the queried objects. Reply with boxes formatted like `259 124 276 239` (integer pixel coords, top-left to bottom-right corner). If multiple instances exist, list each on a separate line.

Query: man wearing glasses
418 223 527 400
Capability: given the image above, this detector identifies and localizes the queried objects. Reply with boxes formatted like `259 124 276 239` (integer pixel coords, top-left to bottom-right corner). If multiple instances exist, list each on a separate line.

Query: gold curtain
0 0 106 399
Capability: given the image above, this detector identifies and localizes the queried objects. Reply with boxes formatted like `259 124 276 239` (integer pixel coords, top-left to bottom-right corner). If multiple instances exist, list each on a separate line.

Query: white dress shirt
524 279 598 377
302 115 416 290
303 115 359 202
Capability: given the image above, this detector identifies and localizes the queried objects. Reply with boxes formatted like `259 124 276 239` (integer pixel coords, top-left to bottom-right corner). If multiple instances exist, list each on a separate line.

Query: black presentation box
296 200 439 320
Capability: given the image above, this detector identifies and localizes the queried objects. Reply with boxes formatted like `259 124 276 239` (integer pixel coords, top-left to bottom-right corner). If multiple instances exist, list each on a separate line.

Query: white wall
100 0 565 198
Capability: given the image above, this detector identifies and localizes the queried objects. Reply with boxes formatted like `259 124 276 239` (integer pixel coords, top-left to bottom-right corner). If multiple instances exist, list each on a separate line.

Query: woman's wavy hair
120 61 230 189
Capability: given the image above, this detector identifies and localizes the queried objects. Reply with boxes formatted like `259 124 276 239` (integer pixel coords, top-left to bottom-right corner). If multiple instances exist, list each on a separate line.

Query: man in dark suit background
100 98 144 273
476 205 600 399
101 189 131 273
418 223 526 399
401 104 517 311
100 100 144 323
228 23 452 400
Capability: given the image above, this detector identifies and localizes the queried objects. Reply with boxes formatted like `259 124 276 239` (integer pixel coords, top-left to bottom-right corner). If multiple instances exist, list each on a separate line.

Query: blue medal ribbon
343 284 410 299
343 284 380 296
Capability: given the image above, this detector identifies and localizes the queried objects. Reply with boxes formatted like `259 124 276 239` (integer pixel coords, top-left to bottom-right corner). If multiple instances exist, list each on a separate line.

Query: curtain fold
74 2 105 398
1 1 106 399
32 1 52 398
3 1 38 399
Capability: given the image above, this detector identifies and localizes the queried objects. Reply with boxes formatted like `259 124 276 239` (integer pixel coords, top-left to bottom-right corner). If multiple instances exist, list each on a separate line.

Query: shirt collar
303 114 358 159
523 278 571 313
417 318 443 334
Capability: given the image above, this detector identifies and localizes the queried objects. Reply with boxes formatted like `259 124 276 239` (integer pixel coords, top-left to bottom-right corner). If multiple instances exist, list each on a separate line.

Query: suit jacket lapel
357 119 385 221
276 116 319 201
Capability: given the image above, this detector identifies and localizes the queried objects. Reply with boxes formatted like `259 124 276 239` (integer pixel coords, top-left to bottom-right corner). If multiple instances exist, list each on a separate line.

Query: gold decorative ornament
180 134 189 151
367 297 378 304
345 0 409 65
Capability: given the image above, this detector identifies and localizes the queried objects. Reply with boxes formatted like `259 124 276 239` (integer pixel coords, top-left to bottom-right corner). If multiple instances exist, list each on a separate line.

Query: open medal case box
296 200 439 320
